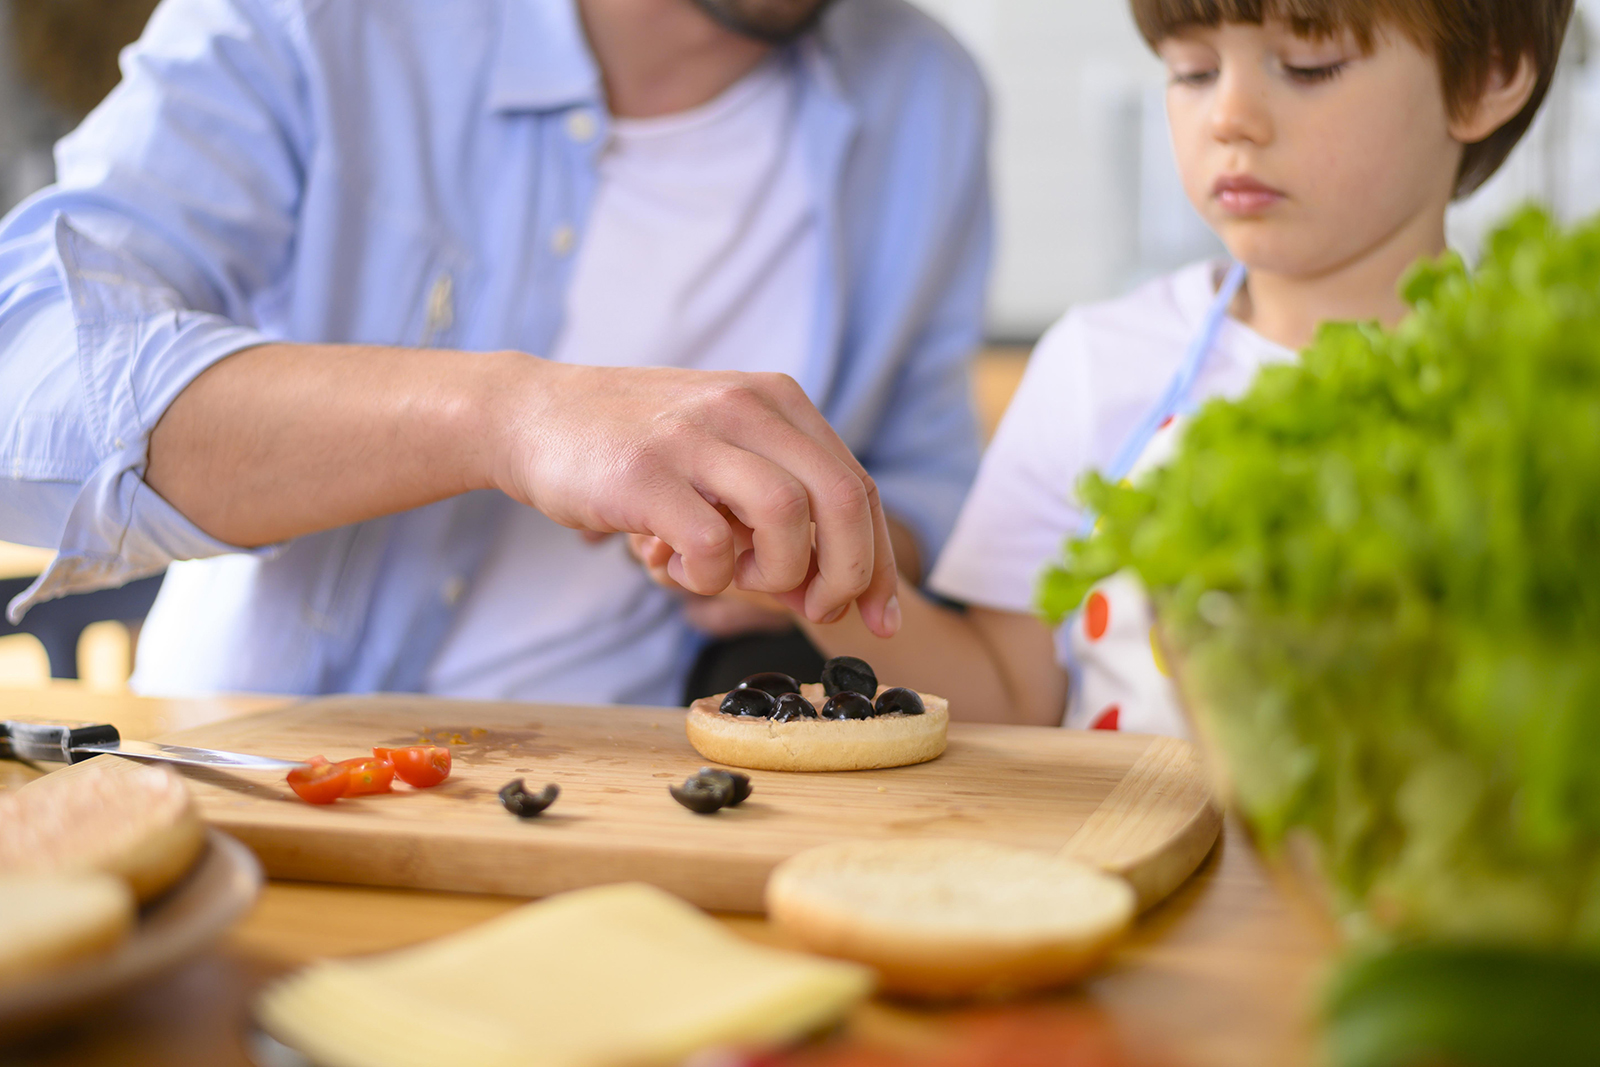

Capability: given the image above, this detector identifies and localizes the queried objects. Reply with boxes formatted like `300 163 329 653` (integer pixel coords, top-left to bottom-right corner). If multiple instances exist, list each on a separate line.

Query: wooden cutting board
140 696 1219 914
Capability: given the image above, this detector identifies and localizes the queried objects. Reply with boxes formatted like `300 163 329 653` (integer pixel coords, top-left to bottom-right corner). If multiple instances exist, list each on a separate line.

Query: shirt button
441 576 466 606
550 224 575 257
565 108 598 143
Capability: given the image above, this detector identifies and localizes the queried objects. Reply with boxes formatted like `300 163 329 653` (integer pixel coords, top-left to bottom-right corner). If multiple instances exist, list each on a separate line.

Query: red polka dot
1085 591 1110 641
1159 415 1175 429
1092 705 1121 731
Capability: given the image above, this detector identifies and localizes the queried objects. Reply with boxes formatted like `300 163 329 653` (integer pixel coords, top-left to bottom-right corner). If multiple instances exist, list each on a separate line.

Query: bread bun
0 757 204 902
766 839 1136 1000
0 875 135 987
687 684 948 772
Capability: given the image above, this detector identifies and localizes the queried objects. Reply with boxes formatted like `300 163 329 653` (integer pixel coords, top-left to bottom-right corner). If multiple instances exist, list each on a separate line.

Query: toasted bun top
686 686 949 772
767 838 1136 943
0 758 201 899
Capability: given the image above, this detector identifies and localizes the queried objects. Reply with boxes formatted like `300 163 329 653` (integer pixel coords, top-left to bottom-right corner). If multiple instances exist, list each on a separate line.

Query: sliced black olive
719 688 776 718
821 655 877 699
736 672 801 698
874 687 925 717
772 692 819 722
820 691 877 720
500 779 559 818
695 767 752 806
670 774 733 814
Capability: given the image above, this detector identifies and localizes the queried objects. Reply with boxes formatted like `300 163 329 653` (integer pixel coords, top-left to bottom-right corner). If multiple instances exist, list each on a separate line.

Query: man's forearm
144 343 903 635
146 343 520 547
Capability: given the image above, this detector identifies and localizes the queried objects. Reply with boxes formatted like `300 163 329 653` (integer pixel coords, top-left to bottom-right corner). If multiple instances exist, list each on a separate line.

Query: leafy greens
1038 207 1600 950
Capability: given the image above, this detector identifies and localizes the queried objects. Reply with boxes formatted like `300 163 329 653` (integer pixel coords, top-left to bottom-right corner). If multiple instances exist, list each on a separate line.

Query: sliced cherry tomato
337 756 395 795
373 745 452 788
287 756 349 805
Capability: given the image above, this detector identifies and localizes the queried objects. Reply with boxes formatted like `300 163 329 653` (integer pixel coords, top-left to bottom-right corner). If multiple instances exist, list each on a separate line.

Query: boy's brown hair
1129 0 1575 196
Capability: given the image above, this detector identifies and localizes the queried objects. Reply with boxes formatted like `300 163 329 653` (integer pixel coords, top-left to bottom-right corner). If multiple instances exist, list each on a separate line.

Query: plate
0 829 263 1040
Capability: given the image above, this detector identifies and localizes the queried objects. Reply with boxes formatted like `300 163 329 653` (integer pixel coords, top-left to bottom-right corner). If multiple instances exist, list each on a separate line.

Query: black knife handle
0 720 122 764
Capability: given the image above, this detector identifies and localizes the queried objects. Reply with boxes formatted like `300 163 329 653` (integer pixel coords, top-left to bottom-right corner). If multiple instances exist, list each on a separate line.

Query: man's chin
688 0 839 44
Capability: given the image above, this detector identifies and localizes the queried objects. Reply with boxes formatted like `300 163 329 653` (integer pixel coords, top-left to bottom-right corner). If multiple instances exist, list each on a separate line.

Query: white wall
918 0 1600 340
916 0 1167 337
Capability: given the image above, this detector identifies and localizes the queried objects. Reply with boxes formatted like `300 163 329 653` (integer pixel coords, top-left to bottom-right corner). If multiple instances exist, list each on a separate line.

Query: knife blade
0 720 309 771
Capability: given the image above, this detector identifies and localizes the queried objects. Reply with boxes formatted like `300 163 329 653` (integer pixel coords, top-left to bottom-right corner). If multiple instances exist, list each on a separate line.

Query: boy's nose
1208 68 1273 146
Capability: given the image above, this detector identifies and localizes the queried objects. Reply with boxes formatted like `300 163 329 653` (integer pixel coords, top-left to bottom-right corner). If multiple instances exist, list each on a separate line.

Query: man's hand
627 532 792 635
494 360 899 634
146 344 902 636
628 515 922 638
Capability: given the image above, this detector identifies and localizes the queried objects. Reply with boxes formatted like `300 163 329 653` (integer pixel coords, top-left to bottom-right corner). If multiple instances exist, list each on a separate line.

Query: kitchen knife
0 720 309 771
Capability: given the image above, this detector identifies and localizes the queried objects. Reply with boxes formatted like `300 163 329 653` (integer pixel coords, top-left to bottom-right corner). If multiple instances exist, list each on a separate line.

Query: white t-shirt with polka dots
928 260 1292 733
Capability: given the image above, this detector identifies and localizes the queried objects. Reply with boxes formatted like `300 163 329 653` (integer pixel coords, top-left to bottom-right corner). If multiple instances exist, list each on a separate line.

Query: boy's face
1159 19 1462 280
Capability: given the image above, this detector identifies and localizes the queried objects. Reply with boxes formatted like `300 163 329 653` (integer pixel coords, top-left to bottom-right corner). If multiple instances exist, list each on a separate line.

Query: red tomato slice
287 757 349 805
337 756 395 795
374 745 452 788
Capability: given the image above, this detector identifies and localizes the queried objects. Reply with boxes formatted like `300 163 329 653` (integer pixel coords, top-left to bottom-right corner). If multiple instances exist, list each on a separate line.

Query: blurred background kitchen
2 0 1598 690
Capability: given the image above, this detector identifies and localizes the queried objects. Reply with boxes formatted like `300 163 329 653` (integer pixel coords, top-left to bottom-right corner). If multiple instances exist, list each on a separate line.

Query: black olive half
821 656 877 699
500 779 559 818
720 687 776 718
820 691 877 720
695 767 752 806
670 774 733 814
874 687 925 716
772 692 819 722
736 672 801 698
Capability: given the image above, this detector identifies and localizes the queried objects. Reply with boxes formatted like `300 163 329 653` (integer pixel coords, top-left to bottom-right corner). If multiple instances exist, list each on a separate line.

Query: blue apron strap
1077 262 1246 537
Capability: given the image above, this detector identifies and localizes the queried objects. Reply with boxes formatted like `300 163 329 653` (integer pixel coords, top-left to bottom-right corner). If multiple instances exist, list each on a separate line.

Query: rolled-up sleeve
0 0 309 622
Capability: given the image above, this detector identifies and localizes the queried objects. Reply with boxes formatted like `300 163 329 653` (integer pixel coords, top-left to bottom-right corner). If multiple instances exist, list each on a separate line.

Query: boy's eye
1170 68 1219 88
1283 61 1347 84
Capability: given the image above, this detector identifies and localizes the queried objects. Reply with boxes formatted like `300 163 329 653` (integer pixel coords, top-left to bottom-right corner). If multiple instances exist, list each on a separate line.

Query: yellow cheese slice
256 882 874 1067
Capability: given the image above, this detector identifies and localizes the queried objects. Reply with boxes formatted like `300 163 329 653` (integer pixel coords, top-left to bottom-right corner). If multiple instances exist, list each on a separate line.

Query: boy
637 0 1573 732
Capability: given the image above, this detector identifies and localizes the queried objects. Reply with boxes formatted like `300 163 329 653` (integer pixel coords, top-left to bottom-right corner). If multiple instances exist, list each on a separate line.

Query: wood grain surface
126 695 1220 913
0 691 1333 1067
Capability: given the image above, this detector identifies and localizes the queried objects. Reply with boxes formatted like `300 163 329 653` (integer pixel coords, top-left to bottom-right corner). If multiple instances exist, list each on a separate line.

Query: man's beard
686 0 840 44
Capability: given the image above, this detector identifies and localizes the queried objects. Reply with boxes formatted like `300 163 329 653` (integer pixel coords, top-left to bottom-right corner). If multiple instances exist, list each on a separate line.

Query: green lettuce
1038 207 1600 951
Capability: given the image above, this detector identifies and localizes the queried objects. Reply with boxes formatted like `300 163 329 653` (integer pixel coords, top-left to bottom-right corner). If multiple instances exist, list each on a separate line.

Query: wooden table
0 689 1336 1067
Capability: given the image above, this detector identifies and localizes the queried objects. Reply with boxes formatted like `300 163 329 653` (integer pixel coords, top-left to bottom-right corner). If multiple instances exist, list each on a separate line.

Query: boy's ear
1449 53 1539 146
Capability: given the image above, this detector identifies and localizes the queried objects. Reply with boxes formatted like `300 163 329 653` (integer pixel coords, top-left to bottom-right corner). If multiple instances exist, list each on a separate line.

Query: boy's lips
1213 175 1286 216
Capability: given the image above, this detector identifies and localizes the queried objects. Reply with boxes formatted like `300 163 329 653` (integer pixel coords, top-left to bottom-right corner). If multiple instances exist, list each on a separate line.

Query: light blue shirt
0 0 990 699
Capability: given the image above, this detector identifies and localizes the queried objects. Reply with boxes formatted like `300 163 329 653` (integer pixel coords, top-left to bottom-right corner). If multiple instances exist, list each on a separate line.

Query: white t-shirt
423 55 818 704
928 261 1292 719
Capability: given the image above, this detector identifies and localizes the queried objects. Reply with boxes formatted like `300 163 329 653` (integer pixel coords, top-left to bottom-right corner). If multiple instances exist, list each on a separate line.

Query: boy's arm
795 589 1066 727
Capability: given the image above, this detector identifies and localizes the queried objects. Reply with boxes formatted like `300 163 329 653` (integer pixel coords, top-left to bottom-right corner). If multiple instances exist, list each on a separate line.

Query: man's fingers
719 413 879 624
838 480 901 638
693 452 814 595
626 533 681 591
770 554 820 618
640 491 738 596
627 533 673 568
704 375 901 625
